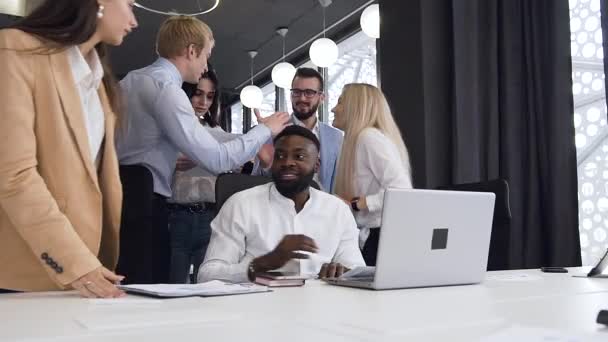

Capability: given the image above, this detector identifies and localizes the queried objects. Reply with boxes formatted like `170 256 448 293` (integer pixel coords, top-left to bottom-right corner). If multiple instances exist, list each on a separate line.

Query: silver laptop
325 188 495 290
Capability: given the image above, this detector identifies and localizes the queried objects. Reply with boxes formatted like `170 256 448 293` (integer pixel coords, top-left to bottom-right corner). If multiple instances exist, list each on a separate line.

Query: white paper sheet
339 266 376 279
118 280 269 297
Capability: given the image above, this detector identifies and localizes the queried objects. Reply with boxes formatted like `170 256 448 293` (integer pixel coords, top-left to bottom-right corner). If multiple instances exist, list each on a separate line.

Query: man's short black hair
273 125 321 152
292 68 324 92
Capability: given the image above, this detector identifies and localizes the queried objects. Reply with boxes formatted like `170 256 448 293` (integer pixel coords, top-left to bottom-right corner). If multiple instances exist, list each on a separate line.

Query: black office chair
214 173 273 215
214 173 321 215
117 165 165 284
437 179 512 271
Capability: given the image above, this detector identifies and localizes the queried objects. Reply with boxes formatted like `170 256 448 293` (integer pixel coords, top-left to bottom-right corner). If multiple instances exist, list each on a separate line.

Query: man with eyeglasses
256 68 342 192
287 68 343 192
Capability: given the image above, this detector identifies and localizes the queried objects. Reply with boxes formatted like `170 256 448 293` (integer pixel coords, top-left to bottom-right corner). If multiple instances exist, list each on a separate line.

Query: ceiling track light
134 0 221 16
235 0 376 90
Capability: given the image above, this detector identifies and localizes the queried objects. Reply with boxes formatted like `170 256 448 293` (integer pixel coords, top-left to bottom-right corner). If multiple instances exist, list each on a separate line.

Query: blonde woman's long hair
334 83 411 198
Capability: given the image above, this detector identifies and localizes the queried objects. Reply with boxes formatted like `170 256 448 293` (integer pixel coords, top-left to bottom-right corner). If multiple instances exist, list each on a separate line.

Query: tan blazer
0 29 122 291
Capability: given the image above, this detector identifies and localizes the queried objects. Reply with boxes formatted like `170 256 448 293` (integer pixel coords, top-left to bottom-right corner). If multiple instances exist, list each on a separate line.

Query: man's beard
293 102 319 121
272 169 315 198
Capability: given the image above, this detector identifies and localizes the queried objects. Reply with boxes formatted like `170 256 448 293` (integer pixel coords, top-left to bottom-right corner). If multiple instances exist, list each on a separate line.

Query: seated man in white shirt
198 125 365 283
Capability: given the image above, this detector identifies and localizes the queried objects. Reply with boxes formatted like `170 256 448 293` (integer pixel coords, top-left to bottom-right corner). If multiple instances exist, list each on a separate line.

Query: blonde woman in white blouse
332 83 413 266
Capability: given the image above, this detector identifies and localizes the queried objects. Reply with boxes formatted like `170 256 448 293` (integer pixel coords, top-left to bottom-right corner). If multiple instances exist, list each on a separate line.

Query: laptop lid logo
431 228 448 250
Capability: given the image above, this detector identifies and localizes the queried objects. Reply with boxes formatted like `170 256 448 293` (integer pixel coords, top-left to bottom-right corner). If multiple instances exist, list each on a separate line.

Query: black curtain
379 0 580 269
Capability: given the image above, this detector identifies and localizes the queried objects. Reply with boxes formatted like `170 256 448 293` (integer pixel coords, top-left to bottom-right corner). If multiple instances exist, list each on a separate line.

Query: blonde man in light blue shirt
115 16 288 284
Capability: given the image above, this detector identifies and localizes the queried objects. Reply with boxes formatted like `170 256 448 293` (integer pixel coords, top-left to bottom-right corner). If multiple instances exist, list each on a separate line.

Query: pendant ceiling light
271 27 297 89
309 0 338 68
360 4 380 39
240 51 264 109
134 0 221 16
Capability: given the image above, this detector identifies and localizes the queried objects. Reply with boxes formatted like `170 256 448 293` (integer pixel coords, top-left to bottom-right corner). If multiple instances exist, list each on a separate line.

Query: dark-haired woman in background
168 69 241 283
0 0 137 297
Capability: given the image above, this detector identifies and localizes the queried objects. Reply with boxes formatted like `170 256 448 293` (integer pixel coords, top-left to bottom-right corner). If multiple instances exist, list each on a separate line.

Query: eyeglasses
290 88 323 98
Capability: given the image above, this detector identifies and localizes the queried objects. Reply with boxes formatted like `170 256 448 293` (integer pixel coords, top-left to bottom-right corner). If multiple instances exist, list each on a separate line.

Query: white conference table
1 267 608 341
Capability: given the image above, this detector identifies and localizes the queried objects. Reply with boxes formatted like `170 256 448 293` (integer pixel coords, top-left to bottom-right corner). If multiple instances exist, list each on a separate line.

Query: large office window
569 0 608 265
232 81 291 132
231 30 378 132
250 83 290 126
230 102 243 134
326 31 378 126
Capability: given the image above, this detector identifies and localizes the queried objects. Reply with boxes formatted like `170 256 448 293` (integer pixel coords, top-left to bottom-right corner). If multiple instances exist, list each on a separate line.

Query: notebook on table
254 272 308 287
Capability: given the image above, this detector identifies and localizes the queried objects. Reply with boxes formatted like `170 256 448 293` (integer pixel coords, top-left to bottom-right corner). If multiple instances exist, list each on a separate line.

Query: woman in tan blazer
0 0 137 297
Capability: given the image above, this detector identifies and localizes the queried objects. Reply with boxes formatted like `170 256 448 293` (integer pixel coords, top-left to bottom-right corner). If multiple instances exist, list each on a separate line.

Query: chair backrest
437 179 511 224
214 173 322 215
437 179 511 270
215 173 273 214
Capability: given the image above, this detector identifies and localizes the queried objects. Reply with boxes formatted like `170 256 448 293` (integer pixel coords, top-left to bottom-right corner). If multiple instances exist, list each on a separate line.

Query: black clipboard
575 249 608 278
587 249 608 278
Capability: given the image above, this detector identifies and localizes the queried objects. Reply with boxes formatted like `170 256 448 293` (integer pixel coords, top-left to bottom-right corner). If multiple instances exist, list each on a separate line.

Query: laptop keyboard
344 276 375 282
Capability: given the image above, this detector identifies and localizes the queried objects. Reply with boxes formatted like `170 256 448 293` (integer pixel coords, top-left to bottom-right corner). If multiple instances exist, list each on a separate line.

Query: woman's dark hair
11 0 122 116
182 67 221 128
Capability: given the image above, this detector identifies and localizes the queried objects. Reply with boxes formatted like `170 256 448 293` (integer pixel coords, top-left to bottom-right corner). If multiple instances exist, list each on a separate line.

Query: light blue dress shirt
294 117 343 193
256 115 343 192
116 58 271 197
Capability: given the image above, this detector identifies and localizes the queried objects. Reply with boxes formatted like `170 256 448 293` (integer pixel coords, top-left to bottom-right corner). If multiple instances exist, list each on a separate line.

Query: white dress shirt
353 128 412 246
67 46 104 164
292 114 320 138
198 183 365 283
169 125 241 204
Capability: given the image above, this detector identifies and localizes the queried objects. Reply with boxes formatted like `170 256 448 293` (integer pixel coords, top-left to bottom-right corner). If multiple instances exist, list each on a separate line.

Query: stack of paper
118 280 270 298
339 266 376 279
